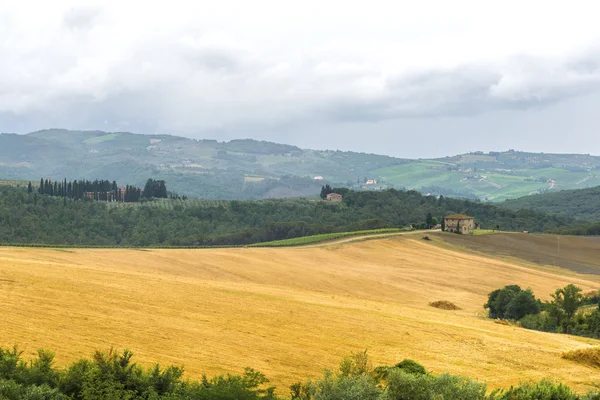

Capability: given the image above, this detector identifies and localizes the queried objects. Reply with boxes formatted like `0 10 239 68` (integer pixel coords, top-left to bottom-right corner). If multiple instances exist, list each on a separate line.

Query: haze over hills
1 129 600 200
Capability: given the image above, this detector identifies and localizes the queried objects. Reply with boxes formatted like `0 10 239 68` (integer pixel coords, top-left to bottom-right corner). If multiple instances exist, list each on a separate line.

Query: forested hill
502 186 600 221
0 185 572 247
2 129 600 201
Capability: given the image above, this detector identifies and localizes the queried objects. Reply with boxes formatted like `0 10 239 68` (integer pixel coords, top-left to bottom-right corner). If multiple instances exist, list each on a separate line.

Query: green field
248 228 407 247
374 161 599 202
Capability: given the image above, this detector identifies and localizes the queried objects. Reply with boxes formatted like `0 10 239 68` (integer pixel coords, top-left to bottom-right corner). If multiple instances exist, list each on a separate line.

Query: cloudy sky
2 0 600 157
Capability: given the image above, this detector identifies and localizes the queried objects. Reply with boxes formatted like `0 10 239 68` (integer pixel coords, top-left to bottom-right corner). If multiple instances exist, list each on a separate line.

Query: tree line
485 283 600 338
30 178 169 202
0 185 577 247
0 346 597 399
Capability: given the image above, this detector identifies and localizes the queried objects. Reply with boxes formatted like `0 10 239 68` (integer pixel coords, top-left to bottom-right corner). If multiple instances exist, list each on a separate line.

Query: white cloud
2 0 600 144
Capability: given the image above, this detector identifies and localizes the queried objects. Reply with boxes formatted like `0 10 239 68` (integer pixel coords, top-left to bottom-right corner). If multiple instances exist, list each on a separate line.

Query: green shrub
393 360 427 375
382 370 487 400
0 379 67 400
183 368 277 400
490 379 579 400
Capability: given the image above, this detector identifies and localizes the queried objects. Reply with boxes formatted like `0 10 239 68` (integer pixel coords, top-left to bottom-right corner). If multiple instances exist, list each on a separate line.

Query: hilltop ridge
1 129 599 200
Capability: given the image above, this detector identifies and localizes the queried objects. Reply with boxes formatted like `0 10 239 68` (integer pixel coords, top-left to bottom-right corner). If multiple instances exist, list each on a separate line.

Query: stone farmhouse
444 214 475 234
326 193 343 202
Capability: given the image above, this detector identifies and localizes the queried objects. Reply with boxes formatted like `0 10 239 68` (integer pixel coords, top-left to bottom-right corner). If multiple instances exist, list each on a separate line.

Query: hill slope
502 185 600 221
374 152 600 202
0 186 573 246
2 129 600 200
2 235 600 392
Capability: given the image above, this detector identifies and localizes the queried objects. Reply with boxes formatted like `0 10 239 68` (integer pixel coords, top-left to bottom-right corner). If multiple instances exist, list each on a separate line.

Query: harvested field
432 232 600 274
562 347 600 368
2 235 600 392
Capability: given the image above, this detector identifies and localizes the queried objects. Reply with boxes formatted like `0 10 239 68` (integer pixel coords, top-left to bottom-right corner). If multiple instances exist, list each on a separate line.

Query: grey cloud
313 49 600 125
187 49 241 72
62 7 102 30
4 6 600 159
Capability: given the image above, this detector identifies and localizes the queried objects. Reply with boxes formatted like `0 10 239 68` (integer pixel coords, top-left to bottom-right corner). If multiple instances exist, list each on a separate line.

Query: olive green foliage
489 380 580 400
3 346 600 400
0 185 574 247
382 370 488 400
0 347 275 400
291 351 489 400
484 286 541 320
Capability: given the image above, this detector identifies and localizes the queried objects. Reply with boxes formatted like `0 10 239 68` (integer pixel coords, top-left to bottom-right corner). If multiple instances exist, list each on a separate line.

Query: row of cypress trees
28 178 156 202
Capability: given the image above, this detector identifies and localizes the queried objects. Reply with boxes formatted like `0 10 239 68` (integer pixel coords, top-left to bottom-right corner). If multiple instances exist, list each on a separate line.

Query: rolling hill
2 129 600 200
501 185 600 222
2 233 600 393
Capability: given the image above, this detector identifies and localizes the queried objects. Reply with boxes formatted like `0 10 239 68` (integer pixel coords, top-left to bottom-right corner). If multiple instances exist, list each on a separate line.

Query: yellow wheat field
1 235 600 392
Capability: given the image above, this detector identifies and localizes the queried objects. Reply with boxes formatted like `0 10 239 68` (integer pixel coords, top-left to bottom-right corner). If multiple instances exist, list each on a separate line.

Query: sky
2 0 600 158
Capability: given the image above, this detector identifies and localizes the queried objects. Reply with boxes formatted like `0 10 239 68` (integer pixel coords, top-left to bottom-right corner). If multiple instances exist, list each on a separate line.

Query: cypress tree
143 179 154 198
27 182 32 193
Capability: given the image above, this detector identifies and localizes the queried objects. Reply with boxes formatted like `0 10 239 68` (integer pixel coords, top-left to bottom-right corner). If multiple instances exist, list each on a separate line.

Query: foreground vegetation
0 185 573 246
1 347 599 400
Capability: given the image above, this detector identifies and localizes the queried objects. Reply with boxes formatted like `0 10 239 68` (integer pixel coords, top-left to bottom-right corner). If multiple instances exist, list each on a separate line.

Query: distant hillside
0 185 573 246
2 129 600 200
374 151 600 202
0 129 406 199
502 186 600 221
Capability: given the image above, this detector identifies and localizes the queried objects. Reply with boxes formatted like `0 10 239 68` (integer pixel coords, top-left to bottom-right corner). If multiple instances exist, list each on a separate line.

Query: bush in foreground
2 346 600 399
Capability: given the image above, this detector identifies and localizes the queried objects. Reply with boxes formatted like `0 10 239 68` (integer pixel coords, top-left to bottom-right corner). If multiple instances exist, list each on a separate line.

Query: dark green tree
320 184 334 200
505 288 540 320
485 285 522 319
551 284 583 320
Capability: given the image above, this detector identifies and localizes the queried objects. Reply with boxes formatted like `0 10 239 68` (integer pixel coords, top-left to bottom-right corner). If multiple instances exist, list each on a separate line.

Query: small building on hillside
326 193 343 202
444 214 475 234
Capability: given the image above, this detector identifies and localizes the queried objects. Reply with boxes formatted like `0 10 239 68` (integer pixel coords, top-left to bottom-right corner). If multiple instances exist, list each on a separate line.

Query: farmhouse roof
444 214 474 220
